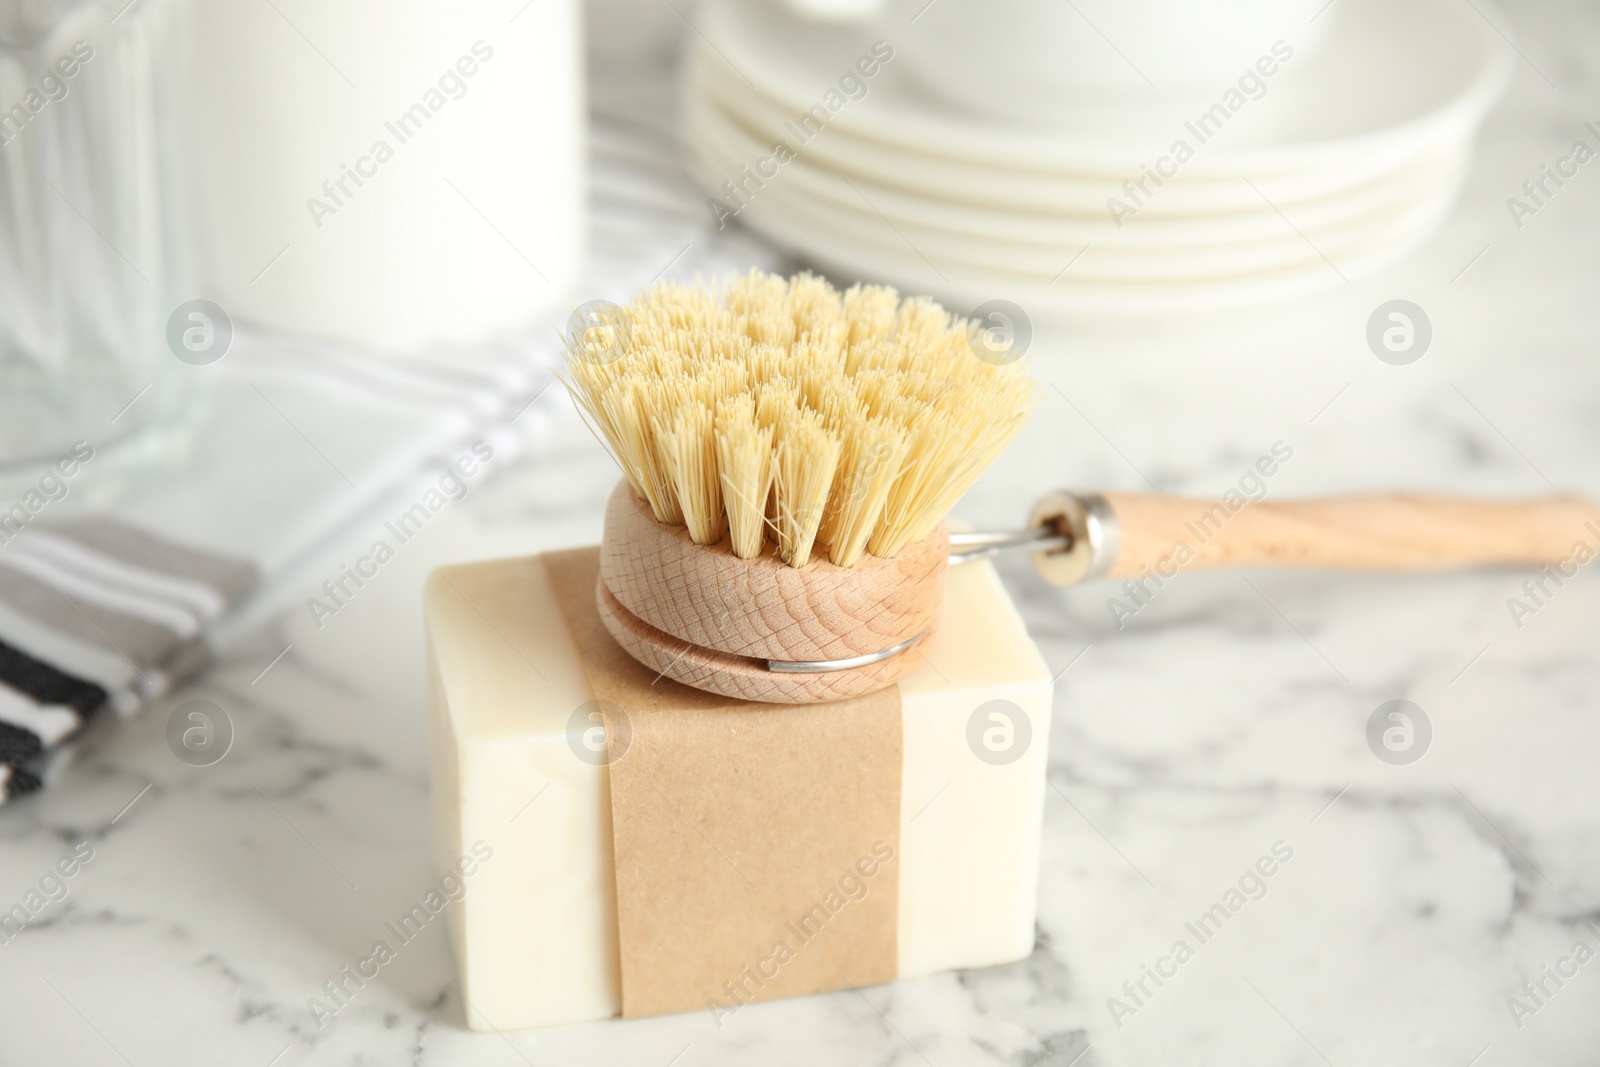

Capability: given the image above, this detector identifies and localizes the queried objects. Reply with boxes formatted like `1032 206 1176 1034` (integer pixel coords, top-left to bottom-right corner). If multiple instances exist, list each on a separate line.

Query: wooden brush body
597 481 946 702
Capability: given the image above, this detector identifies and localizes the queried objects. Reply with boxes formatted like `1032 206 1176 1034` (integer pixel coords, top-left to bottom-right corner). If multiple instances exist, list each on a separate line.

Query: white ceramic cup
781 0 1331 126
169 0 584 354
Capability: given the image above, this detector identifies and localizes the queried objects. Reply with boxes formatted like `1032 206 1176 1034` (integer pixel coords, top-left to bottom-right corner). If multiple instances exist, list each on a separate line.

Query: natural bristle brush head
565 269 1038 703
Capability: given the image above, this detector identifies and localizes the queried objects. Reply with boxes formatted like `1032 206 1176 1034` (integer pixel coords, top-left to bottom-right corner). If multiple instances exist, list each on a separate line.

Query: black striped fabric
0 636 109 800
5 765 41 798
0 636 109 719
0 721 44 769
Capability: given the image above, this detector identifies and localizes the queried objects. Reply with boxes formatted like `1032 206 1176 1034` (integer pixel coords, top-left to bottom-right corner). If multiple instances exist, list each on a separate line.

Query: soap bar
426 550 1052 1031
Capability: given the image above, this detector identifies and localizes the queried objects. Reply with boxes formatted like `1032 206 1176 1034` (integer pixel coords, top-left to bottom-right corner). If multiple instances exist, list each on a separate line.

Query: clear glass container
0 0 184 483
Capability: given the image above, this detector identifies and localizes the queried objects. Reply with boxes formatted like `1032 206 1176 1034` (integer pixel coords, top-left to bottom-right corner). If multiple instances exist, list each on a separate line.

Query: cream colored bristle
820 415 906 568
598 382 681 526
754 380 798 430
772 407 839 568
714 395 773 559
561 269 1037 569
659 403 724 546
843 284 899 344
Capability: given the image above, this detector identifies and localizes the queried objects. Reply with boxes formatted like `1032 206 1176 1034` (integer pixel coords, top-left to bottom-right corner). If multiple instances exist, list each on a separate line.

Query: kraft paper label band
542 547 901 1019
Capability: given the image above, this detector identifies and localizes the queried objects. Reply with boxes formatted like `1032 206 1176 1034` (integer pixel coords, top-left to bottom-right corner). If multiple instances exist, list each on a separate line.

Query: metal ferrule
948 491 1121 584
1024 490 1121 586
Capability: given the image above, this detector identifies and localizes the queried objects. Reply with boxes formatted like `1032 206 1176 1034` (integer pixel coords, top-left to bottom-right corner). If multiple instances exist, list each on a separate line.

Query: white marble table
3 1 1599 1064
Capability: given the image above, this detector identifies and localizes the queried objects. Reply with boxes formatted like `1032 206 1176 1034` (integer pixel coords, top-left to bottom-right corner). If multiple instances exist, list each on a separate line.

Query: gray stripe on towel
0 560 186 670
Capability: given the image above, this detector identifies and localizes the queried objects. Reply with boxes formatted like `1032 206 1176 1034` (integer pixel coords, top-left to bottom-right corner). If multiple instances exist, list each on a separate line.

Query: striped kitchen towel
0 519 257 798
0 331 563 802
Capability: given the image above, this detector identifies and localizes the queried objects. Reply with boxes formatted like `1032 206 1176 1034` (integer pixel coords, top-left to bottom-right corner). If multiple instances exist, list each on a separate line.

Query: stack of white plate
683 0 1510 319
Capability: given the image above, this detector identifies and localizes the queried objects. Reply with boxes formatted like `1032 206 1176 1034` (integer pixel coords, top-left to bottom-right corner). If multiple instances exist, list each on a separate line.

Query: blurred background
0 0 1595 1064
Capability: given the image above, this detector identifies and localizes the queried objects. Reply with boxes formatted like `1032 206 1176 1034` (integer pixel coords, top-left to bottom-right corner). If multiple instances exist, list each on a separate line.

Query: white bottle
166 0 584 353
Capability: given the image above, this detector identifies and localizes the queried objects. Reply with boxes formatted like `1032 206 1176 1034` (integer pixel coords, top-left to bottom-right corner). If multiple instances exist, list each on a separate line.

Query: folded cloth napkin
0 340 552 799
0 518 257 796
0 62 784 801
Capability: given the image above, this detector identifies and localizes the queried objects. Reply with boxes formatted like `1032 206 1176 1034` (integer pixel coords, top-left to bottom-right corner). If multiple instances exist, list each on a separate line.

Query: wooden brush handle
1031 491 1600 585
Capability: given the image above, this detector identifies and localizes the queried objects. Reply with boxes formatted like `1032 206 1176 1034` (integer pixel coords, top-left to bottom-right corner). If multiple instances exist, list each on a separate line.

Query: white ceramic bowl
699 0 1508 177
879 0 1334 128
689 54 1472 215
